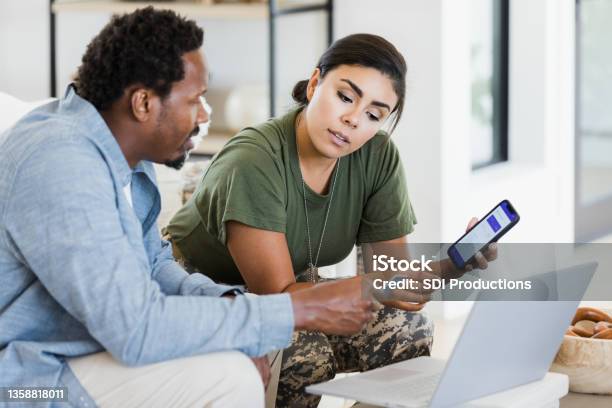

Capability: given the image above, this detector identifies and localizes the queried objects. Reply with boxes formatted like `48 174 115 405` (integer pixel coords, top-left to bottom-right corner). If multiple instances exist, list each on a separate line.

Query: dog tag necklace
297 144 340 283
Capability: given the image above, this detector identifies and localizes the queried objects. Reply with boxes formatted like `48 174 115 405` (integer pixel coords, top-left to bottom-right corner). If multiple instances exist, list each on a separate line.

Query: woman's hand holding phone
441 217 499 280
446 199 517 273
463 217 498 271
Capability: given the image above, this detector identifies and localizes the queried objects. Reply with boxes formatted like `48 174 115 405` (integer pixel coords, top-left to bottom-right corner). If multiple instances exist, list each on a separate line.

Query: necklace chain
296 127 340 283
301 160 340 282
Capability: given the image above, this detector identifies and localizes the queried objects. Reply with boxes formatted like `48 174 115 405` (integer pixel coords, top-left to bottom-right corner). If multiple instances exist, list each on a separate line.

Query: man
0 8 375 407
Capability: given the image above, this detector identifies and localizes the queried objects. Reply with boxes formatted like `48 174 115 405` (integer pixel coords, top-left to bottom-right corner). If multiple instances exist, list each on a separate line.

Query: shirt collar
61 84 134 187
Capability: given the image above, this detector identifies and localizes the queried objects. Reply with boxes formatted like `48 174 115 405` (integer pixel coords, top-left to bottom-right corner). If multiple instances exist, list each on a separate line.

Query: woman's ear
306 68 321 103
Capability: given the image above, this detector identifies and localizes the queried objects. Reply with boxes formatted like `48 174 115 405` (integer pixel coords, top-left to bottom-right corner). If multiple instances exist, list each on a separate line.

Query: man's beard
164 153 188 170
163 127 201 170
157 100 209 170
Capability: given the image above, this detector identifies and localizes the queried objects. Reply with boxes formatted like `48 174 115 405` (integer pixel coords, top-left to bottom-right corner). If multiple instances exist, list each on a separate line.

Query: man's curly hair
74 7 203 111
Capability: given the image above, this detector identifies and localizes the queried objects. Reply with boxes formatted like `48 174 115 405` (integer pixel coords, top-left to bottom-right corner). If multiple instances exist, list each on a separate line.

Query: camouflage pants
276 306 434 408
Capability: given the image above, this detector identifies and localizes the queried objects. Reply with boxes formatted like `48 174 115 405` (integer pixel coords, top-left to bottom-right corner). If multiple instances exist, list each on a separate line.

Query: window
577 0 612 205
470 0 509 169
575 0 612 240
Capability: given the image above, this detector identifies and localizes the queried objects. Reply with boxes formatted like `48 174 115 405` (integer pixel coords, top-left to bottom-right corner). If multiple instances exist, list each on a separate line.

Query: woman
166 33 492 407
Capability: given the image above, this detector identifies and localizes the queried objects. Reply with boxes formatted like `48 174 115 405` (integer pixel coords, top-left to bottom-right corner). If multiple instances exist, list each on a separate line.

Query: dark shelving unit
49 0 333 118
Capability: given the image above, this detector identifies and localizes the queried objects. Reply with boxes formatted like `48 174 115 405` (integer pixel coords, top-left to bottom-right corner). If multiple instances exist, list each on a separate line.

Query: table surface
560 392 612 407
353 392 612 408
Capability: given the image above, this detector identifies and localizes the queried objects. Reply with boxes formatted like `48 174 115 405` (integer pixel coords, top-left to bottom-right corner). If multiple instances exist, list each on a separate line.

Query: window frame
472 0 510 170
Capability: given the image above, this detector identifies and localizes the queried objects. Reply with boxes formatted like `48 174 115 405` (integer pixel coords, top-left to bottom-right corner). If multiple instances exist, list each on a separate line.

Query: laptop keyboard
375 372 442 405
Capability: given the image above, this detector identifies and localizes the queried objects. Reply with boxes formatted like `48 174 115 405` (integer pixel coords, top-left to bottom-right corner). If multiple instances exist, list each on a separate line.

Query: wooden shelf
52 1 268 20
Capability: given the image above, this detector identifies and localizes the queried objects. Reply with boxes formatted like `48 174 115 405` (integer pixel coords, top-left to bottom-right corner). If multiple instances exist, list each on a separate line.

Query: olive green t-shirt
166 108 416 285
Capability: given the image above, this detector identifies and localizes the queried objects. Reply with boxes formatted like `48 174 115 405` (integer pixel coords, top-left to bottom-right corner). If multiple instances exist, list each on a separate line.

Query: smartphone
447 199 519 269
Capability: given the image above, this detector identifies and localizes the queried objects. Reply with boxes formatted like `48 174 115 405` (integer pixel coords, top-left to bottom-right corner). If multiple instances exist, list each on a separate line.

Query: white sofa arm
0 92 54 134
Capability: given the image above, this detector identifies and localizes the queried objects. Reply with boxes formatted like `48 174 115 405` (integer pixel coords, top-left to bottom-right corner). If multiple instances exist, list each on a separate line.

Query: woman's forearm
281 281 316 293
432 258 461 281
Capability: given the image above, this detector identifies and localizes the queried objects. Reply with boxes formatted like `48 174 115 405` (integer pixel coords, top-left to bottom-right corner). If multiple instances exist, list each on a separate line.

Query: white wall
336 0 444 243
447 0 576 244
0 0 49 101
336 0 576 244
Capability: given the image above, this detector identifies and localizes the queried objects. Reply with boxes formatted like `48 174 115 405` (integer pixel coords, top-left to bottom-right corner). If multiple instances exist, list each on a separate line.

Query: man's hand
361 269 437 311
250 356 271 389
290 277 376 335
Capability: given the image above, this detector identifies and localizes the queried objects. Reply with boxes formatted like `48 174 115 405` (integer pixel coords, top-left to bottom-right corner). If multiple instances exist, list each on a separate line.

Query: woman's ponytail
291 79 309 106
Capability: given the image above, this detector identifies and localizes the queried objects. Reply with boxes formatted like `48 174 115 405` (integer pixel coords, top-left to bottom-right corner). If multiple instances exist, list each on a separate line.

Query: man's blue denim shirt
0 86 294 407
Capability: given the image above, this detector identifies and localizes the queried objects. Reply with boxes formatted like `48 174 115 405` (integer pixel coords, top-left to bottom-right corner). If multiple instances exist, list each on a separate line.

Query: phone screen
449 201 518 268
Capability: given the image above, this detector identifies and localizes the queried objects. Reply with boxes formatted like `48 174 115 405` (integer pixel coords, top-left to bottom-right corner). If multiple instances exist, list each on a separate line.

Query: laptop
306 262 597 407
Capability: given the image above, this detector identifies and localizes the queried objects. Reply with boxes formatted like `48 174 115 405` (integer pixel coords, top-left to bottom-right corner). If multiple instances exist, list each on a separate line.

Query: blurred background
2 0 611 245
1 1 611 405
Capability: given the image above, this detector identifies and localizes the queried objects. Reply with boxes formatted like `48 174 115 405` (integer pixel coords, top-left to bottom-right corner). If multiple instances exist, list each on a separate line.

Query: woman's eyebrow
340 78 391 112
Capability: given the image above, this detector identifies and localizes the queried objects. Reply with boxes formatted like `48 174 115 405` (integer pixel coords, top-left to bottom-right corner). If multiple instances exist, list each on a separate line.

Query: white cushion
0 92 54 134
